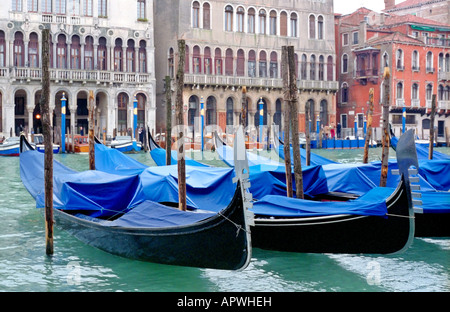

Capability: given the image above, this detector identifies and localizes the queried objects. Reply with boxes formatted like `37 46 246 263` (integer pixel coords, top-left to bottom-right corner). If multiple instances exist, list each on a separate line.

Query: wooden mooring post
281 46 293 198
175 40 187 211
165 75 172 165
363 88 374 164
41 28 53 255
88 90 95 170
380 67 390 187
287 46 303 199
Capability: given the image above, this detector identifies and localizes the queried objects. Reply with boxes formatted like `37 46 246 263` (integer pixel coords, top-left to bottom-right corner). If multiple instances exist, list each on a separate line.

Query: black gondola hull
251 178 414 254
53 185 251 270
414 212 450 237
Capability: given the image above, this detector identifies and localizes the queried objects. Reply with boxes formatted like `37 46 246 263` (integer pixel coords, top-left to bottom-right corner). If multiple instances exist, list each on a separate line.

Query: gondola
110 135 142 153
250 130 418 254
19 134 253 270
102 129 417 254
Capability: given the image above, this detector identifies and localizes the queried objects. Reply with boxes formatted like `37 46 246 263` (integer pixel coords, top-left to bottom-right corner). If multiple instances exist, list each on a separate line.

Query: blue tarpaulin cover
252 186 393 217
20 149 223 226
20 149 144 217
391 136 450 161
95 142 329 210
103 200 216 228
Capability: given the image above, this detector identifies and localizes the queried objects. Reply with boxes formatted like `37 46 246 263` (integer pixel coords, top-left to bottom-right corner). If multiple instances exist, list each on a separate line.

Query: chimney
384 0 395 10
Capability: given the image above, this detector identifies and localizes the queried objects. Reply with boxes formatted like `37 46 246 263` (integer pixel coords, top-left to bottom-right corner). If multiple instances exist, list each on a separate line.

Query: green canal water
0 147 448 292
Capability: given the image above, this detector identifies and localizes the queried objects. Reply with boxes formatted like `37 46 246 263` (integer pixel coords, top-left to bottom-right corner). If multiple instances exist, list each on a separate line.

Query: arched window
269 10 277 35
259 9 266 34
56 34 67 69
248 50 256 77
426 84 433 103
248 8 255 33
280 12 287 36
342 54 348 73
14 32 25 67
237 6 245 32
118 93 129 133
138 40 147 73
98 37 107 70
320 100 328 126
203 3 211 29
204 47 212 75
188 96 198 127
310 54 316 80
126 39 135 72
309 15 316 39
426 51 434 72
192 1 200 28
438 84 444 101
214 48 222 75
318 16 324 40
341 83 349 103
0 30 6 67
446 53 450 72
136 93 146 128
236 49 245 76
114 38 123 71
254 98 267 127
225 5 233 31
301 54 307 80
225 48 233 75
270 51 278 78
412 83 419 107
290 13 297 37
318 55 324 81
193 45 201 74
71 35 81 69
259 50 267 77
206 96 217 125
412 50 419 71
396 49 404 70
29 32 39 68
273 99 282 128
226 97 234 126
84 36 94 70
327 56 333 81
396 82 404 100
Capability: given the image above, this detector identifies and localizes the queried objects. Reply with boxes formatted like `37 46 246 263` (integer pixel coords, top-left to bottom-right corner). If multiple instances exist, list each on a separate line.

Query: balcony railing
426 37 450 47
438 100 450 110
184 73 339 91
1 67 151 85
396 99 405 107
438 71 450 81
356 69 379 77
411 99 420 108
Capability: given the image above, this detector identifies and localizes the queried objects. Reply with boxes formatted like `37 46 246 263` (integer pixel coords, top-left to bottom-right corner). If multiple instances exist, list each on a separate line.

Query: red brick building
335 8 449 143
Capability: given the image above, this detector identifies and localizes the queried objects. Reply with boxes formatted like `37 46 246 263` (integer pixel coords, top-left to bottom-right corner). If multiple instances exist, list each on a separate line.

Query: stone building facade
153 0 338 137
0 0 156 141
335 7 449 142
